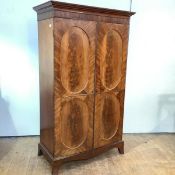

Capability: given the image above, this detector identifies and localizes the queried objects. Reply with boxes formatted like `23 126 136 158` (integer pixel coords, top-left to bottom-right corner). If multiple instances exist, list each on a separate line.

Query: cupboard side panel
38 19 54 154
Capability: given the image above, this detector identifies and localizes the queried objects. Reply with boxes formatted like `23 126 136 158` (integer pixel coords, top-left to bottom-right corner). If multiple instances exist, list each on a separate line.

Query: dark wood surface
33 1 135 17
34 1 134 174
33 1 135 23
33 1 134 16
38 141 124 175
54 18 96 98
94 91 125 148
38 19 54 155
53 18 96 157
96 22 129 93
54 95 94 157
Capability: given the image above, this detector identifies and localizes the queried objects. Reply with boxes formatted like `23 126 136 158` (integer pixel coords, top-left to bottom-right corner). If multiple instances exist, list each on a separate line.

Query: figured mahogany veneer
34 1 135 174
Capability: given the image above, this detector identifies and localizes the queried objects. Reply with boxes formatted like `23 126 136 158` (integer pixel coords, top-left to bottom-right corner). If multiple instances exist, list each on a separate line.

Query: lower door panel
94 91 125 148
54 94 94 157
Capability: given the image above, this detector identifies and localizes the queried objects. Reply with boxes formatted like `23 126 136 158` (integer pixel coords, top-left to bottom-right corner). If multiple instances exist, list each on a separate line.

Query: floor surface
0 134 175 175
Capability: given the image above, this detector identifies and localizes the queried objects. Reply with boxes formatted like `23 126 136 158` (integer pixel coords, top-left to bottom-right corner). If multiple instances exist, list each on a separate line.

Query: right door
94 22 129 148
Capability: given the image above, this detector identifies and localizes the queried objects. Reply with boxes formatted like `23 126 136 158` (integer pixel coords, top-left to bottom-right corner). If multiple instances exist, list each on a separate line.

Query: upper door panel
54 18 96 97
96 22 129 93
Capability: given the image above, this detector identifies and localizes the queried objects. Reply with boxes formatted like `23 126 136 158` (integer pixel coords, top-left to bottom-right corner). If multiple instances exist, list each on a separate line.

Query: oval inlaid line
100 93 120 140
60 26 90 94
60 98 89 149
101 30 123 90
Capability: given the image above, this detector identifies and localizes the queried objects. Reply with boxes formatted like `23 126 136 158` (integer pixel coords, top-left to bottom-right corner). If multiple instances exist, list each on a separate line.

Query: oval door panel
101 93 120 140
61 98 89 149
60 27 89 94
101 30 123 90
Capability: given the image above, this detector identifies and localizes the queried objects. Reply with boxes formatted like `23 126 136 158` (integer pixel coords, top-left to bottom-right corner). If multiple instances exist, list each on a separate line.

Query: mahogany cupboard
33 1 135 174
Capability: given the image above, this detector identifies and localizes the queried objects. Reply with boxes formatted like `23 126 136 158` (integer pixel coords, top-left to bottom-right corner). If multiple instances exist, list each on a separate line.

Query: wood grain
100 29 123 90
54 18 96 97
34 1 135 173
54 95 94 157
96 22 129 93
38 19 54 155
94 91 125 148
60 27 89 94
33 1 135 23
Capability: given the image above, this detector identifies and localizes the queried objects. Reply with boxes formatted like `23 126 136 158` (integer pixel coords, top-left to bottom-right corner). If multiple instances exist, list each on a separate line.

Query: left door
53 18 96 156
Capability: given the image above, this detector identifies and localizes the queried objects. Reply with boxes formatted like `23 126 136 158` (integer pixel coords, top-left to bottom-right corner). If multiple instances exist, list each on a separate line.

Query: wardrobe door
94 22 129 148
54 18 96 98
54 18 96 156
55 95 94 156
94 91 125 148
96 22 129 93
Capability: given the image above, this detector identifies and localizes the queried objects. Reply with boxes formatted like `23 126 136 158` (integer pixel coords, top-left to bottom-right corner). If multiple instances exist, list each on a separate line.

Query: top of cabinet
33 1 135 23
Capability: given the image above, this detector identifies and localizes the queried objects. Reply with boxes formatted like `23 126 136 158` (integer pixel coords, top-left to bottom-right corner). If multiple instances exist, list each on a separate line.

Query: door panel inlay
61 98 89 149
101 93 120 140
101 30 123 90
60 27 90 94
